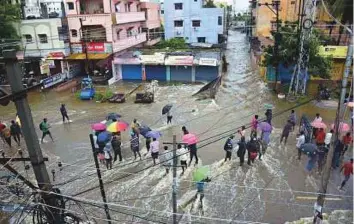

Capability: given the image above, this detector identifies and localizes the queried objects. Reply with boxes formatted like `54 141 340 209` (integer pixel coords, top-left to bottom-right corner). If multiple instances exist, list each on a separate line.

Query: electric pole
89 134 112 224
79 18 89 75
172 135 177 224
3 49 61 223
315 31 353 219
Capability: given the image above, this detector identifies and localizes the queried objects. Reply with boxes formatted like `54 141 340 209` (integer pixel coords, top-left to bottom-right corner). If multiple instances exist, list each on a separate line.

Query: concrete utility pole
79 18 89 75
3 49 60 223
172 135 177 224
89 134 112 224
315 32 353 218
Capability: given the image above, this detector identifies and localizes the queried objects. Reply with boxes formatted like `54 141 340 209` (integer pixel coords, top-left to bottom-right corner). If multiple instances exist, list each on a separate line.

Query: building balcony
114 12 146 25
145 37 161 46
142 20 161 29
113 33 146 52
67 14 111 26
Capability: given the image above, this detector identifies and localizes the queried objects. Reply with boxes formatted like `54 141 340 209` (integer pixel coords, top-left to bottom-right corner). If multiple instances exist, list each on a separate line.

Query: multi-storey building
164 0 225 44
18 0 70 86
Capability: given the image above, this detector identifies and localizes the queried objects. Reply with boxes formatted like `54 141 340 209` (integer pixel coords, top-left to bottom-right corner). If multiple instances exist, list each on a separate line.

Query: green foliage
94 92 104 101
262 26 332 79
0 1 21 39
94 88 113 102
204 0 216 8
233 12 250 21
74 91 81 99
155 38 187 49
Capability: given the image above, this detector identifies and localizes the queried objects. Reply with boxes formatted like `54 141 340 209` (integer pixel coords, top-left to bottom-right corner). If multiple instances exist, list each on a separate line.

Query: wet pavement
0 30 352 223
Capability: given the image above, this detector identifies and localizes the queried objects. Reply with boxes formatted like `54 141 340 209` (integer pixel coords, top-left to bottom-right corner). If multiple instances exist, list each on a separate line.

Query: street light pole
79 18 89 75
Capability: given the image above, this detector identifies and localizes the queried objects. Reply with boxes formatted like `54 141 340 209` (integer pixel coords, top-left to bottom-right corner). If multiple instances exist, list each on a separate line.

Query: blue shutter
195 66 218 81
170 66 192 82
145 65 166 81
122 65 142 80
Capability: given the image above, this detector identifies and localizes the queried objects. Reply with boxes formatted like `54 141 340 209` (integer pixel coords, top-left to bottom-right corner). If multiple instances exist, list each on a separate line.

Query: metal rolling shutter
145 65 166 81
170 66 192 82
195 66 219 81
122 65 142 80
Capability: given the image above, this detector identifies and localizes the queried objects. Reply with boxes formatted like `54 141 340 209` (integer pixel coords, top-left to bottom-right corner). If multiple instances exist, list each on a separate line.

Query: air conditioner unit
193 27 199 31
176 31 182 35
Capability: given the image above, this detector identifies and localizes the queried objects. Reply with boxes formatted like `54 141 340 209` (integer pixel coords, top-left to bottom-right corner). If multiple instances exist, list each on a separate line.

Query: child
178 144 188 174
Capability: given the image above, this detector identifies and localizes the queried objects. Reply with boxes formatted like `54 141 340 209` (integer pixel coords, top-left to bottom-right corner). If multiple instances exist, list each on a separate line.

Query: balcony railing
113 33 146 52
67 14 111 26
115 11 145 24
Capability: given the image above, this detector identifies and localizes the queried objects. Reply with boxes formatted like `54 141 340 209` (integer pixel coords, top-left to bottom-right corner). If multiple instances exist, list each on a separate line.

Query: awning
65 53 110 60
47 52 65 60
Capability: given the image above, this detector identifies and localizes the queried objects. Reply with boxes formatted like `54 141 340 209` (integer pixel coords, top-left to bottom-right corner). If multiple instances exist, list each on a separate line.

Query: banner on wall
41 73 66 88
113 57 141 64
87 42 105 52
165 56 193 66
40 61 50 74
198 58 218 66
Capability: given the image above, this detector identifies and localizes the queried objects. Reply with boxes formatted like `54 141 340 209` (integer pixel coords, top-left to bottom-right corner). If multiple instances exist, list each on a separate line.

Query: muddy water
0 30 351 223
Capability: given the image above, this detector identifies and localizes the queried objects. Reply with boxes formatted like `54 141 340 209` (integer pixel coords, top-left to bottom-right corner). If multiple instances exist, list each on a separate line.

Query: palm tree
325 0 353 45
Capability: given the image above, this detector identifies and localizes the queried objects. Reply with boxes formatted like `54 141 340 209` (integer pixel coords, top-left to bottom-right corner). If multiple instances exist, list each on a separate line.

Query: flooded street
0 31 352 223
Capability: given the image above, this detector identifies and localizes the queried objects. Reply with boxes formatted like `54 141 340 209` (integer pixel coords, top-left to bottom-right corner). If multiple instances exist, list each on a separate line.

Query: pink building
140 2 162 46
65 0 161 58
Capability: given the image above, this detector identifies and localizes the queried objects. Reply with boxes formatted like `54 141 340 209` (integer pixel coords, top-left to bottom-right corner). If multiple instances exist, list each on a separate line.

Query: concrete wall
141 2 161 29
164 0 224 44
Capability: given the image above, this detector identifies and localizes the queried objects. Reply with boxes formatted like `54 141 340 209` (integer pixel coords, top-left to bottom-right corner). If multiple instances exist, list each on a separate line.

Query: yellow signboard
318 46 348 58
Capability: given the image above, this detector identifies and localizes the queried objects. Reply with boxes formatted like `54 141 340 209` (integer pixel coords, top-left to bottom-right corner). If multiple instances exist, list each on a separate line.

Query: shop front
165 56 194 82
195 58 219 81
141 54 166 81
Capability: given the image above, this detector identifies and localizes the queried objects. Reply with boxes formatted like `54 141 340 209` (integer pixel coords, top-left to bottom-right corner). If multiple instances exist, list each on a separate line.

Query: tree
324 0 353 45
0 1 21 40
204 0 216 8
262 26 332 79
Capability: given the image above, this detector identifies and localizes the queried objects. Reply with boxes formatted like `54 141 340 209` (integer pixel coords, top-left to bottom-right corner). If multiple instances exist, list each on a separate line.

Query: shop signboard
140 54 165 65
40 61 50 74
71 44 83 53
41 73 66 88
165 56 193 66
87 42 105 53
198 58 218 66
47 60 55 68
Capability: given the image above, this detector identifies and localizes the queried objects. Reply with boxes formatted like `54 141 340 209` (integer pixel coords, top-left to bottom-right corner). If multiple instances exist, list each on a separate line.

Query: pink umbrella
331 122 350 133
182 133 198 145
311 121 327 129
91 123 106 131
346 102 354 108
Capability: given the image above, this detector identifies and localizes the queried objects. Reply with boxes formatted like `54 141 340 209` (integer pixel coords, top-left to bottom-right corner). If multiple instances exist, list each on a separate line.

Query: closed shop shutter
122 65 142 80
195 66 218 81
170 66 192 82
145 65 166 81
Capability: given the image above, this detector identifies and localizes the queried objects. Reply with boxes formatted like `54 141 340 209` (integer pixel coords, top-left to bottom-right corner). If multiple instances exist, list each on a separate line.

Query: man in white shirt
149 138 159 165
325 129 334 148
296 131 306 160
160 146 173 175
178 144 188 174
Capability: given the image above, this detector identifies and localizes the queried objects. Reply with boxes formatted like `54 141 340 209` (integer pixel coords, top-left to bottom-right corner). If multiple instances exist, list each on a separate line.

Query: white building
164 0 225 44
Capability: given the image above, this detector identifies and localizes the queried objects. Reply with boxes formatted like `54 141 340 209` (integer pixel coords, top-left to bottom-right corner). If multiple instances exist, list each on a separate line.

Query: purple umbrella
258 122 272 132
145 131 162 139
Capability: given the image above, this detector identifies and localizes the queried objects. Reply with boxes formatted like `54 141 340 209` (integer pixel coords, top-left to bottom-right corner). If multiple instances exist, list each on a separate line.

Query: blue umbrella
146 131 162 139
139 125 152 137
97 131 112 144
258 122 272 132
106 113 121 121
301 143 318 156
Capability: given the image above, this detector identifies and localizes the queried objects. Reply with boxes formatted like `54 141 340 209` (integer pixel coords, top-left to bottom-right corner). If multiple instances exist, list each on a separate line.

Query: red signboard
87 43 105 52
47 52 65 59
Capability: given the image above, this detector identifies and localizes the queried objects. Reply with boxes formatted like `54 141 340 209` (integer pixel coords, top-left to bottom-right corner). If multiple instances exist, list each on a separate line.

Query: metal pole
273 0 280 92
316 33 353 215
172 135 177 224
89 134 112 224
3 49 60 223
79 18 89 75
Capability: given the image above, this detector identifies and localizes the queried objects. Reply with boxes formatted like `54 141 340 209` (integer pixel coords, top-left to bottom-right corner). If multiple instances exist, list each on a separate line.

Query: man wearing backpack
39 118 53 143
224 135 234 162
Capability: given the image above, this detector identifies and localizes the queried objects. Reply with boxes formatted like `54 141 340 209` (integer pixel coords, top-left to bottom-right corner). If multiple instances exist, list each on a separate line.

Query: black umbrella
139 125 152 137
162 104 173 115
301 143 318 156
106 113 121 121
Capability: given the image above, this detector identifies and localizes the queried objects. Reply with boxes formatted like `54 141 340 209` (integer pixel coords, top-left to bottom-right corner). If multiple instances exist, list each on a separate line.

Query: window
127 27 134 37
23 34 32 43
174 20 183 27
218 16 222 25
197 37 205 43
194 0 198 1
291 1 296 4
71 29 77 37
116 29 121 40
174 3 183 10
192 20 200 27
161 10 164 14
38 34 48 43
67 2 74 10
